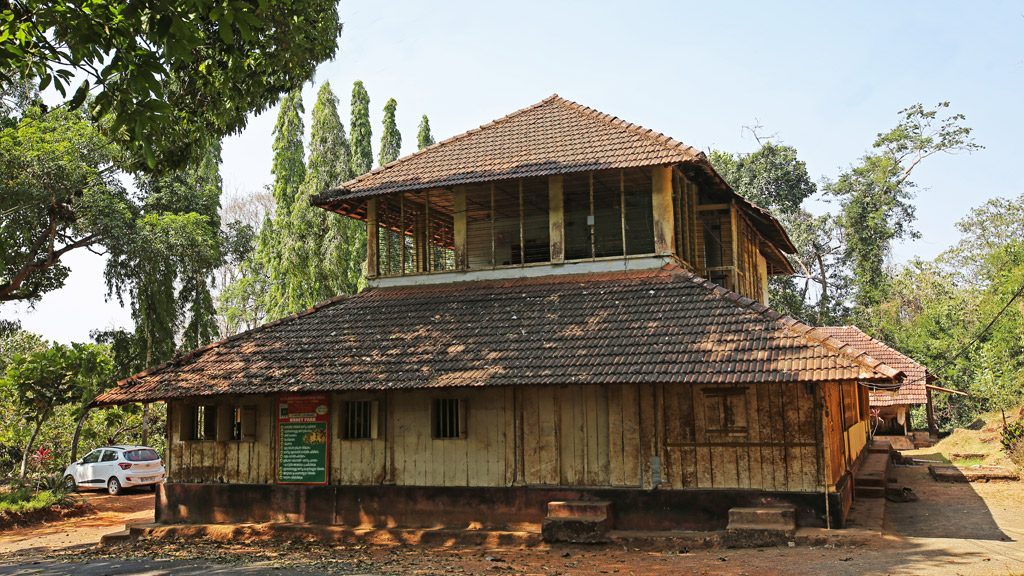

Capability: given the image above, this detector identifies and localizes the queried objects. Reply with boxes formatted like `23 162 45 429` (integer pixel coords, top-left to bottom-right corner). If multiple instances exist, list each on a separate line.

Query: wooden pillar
413 211 427 272
926 388 937 438
454 186 468 270
549 175 564 263
366 198 378 277
651 165 674 256
729 202 740 291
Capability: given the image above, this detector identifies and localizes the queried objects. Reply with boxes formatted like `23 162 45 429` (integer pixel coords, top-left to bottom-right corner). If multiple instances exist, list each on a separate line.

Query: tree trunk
70 407 91 462
19 409 49 478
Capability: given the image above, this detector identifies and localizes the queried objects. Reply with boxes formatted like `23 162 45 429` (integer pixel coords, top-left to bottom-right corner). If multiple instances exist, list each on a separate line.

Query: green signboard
277 393 329 484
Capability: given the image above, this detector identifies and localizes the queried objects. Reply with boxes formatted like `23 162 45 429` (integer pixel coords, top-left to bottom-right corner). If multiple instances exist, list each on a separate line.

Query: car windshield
124 449 160 462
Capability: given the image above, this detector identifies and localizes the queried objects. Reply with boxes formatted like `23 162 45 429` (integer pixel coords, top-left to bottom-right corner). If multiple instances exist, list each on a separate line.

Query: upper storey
312 95 796 303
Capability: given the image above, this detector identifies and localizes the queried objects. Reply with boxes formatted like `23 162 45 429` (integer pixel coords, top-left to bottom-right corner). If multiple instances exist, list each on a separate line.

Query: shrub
1010 441 1024 471
1001 419 1024 452
0 489 76 513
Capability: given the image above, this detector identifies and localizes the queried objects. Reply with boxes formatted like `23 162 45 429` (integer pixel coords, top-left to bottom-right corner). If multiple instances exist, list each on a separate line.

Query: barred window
343 400 378 440
431 398 465 439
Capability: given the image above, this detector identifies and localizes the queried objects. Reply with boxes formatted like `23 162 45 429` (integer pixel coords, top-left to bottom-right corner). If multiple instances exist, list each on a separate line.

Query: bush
1001 419 1024 452
1010 440 1024 471
0 488 76 513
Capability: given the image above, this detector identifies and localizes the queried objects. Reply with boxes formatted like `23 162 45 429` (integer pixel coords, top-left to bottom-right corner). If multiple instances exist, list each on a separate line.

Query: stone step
727 506 796 531
855 485 886 499
856 472 886 488
546 500 611 520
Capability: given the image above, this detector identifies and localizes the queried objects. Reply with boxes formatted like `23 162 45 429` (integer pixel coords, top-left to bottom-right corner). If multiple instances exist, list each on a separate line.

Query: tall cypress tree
262 89 307 319
379 98 402 166
289 82 365 306
270 90 307 211
349 81 373 177
417 115 435 150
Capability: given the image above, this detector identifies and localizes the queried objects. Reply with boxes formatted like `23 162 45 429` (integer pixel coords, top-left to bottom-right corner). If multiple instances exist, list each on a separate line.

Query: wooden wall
696 203 767 303
166 381 862 496
168 395 276 484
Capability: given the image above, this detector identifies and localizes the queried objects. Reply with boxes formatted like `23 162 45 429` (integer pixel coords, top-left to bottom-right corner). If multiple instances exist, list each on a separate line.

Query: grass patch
0 488 70 513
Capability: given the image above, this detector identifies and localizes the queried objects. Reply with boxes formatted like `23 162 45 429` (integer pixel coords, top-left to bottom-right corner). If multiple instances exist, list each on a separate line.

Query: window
703 388 748 434
432 398 465 439
124 449 160 462
100 450 119 462
81 450 101 464
228 406 257 441
192 405 218 441
842 381 858 427
342 400 379 440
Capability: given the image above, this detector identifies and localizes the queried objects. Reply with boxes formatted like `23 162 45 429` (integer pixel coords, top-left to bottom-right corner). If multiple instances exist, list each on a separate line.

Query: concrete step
546 500 611 519
542 501 613 543
727 506 796 531
726 506 796 547
855 486 886 499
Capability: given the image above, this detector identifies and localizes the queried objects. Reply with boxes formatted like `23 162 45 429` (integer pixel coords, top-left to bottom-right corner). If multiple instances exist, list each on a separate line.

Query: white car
63 445 166 495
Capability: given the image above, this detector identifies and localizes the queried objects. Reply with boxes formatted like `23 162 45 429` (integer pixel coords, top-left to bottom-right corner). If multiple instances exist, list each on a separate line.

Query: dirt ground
2 468 1024 576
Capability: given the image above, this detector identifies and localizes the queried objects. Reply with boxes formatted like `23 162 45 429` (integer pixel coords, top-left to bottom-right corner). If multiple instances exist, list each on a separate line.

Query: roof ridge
659 264 903 382
97 292 355 399
315 94 565 201
550 95 701 160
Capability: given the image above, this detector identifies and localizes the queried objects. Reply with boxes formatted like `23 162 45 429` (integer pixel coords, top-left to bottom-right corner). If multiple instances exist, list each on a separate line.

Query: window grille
343 400 378 440
432 398 464 439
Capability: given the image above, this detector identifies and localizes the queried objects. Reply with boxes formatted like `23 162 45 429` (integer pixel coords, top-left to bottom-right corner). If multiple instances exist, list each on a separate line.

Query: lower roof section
94 265 902 405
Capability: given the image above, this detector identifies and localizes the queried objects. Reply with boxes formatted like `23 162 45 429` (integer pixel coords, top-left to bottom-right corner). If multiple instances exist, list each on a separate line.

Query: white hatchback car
63 445 166 495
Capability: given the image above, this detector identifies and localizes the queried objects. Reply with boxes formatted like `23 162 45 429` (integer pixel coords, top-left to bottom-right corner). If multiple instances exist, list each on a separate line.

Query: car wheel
107 477 122 496
63 475 77 492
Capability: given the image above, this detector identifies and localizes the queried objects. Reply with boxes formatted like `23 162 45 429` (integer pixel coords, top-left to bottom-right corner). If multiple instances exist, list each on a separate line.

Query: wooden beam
366 198 378 277
651 165 674 256
696 203 731 212
454 186 468 270
549 175 564 263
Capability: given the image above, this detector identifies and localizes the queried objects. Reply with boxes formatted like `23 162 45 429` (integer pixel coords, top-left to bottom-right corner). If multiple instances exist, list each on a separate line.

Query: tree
215 187 273 336
379 97 401 166
827 103 981 309
0 104 131 304
710 141 849 324
260 90 307 319
288 82 364 306
0 0 343 171
349 81 372 177
2 342 112 476
417 115 435 150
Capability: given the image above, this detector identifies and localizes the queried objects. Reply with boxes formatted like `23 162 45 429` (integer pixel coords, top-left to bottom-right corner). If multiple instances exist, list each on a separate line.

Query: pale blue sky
11 0 1024 343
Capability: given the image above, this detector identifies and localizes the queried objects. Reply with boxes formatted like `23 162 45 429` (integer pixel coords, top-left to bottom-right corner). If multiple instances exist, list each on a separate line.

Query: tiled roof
818 326 930 406
94 266 902 405
313 95 702 201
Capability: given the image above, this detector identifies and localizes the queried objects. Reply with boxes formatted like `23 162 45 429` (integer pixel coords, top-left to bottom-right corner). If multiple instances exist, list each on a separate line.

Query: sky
8 0 1024 343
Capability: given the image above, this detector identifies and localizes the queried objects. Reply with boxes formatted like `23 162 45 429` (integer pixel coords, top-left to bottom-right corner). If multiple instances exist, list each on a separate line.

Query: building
818 326 960 440
95 95 905 533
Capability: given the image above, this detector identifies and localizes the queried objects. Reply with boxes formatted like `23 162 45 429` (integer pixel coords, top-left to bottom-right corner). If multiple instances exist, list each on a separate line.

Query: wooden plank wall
661 383 822 492
167 383 838 495
391 388 515 487
169 396 275 484
694 204 767 303
330 392 387 485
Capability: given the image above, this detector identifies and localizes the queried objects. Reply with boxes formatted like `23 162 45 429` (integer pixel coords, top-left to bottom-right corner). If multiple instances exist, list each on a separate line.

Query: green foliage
0 104 130 304
1002 420 1024 453
828 102 981 310
0 0 343 171
1 341 113 476
105 142 223 368
270 91 306 212
417 115 435 150
349 81 372 177
0 487 75 513
379 98 401 166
